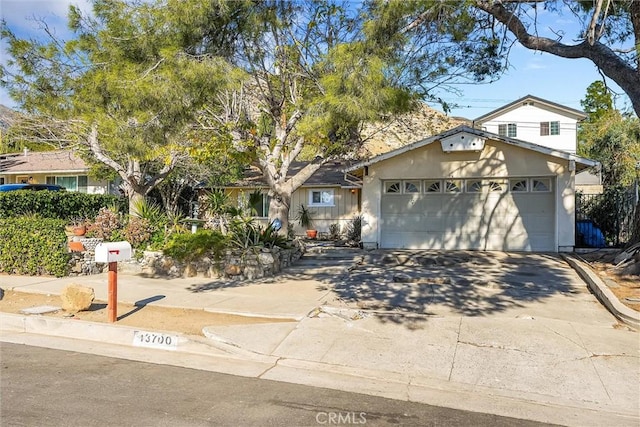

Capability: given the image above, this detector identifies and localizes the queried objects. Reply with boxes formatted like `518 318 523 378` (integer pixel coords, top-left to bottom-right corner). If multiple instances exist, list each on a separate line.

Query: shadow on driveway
286 250 581 326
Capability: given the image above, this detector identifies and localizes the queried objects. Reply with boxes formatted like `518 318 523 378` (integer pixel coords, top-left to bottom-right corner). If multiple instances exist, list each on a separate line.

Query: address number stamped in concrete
133 331 179 350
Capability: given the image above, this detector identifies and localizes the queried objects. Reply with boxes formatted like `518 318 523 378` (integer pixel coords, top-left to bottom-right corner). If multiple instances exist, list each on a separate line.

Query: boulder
61 284 95 312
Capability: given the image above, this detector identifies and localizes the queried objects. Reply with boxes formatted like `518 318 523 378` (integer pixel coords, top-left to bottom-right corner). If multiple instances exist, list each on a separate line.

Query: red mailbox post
95 242 132 323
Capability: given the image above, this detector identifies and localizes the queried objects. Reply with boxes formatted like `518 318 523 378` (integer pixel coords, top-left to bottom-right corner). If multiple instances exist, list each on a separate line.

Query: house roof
223 161 360 189
473 94 587 123
345 125 598 173
0 150 89 175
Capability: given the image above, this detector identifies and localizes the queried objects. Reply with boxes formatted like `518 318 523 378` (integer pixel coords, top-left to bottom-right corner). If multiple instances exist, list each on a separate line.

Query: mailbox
95 241 132 263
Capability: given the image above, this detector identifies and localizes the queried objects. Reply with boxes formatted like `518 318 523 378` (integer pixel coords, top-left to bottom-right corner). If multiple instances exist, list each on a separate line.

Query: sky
0 0 632 120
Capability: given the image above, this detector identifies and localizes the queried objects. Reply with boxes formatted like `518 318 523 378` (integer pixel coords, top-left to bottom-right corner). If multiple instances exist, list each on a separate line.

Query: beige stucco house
219 161 361 236
346 125 597 252
0 149 110 193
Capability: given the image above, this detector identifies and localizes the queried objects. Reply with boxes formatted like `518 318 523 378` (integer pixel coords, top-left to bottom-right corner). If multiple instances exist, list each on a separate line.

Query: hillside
361 103 469 157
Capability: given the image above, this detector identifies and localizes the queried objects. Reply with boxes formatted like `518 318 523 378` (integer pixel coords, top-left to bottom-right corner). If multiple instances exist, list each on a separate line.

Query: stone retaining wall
67 242 304 280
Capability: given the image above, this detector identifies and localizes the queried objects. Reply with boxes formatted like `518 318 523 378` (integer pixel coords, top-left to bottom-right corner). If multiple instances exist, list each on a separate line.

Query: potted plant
296 204 317 239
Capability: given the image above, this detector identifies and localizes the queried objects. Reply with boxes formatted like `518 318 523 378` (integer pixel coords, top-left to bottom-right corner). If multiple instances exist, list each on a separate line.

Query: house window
384 181 401 194
498 123 517 138
0 177 4 185
424 180 441 193
404 180 420 193
510 179 528 192
540 121 560 136
47 175 84 192
249 191 270 217
45 175 88 193
309 189 334 206
532 178 551 192
444 180 462 193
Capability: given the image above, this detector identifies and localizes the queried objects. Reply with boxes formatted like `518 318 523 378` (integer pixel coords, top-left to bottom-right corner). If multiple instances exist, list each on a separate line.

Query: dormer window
540 121 560 136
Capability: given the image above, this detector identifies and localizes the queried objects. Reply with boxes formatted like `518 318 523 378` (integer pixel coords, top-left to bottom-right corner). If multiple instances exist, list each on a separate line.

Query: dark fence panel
576 185 637 248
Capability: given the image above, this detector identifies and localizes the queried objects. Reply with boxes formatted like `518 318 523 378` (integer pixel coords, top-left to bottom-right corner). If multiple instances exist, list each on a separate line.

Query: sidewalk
1 259 639 427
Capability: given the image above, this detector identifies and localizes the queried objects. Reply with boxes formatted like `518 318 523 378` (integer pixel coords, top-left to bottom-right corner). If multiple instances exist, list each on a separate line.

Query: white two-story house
473 94 601 193
473 94 585 154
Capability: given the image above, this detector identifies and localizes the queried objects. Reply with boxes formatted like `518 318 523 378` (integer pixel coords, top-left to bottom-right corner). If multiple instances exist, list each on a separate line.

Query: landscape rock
61 284 95 312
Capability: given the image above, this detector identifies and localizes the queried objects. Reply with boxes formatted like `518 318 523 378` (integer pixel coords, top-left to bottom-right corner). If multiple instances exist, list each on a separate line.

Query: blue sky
0 0 631 120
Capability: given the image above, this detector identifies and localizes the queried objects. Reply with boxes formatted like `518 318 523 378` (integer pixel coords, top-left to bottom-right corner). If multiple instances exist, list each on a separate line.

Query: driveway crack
447 316 462 382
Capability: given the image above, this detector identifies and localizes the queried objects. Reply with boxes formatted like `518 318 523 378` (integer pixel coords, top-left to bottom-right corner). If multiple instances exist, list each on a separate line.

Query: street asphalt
1 249 638 426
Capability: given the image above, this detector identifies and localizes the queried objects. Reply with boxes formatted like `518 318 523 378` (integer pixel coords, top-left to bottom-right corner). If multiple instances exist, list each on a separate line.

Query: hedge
0 218 70 277
0 191 126 219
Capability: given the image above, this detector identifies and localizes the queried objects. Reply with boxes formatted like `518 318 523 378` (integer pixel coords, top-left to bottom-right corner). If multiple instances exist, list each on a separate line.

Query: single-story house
346 125 597 252
215 161 361 236
0 149 110 194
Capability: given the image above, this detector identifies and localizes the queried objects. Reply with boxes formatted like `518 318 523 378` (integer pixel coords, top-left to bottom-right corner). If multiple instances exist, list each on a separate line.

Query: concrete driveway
314 250 616 324
222 249 639 425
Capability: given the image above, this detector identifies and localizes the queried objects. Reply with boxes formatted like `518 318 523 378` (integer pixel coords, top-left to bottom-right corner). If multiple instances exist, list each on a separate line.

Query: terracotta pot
306 229 318 239
69 241 85 252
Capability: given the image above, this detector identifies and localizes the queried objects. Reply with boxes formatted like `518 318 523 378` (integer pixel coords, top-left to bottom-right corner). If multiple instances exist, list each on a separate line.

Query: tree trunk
268 187 292 235
630 200 640 246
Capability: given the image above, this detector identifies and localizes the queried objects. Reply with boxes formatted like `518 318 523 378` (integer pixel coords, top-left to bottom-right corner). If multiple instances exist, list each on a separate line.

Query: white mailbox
95 241 132 263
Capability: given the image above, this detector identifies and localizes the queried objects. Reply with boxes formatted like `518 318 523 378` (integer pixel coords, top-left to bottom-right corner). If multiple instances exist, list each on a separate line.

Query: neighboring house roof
0 150 89 175
473 94 587 123
345 125 598 173
223 161 359 189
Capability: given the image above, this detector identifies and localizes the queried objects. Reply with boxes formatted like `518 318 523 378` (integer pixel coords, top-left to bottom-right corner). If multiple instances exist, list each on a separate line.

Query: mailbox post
95 241 132 322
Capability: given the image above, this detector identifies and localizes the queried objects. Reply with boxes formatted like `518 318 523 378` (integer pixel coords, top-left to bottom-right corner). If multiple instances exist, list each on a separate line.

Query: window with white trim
532 178 551 192
487 181 504 192
384 181 401 194
424 180 441 193
444 180 462 193
466 180 482 193
308 189 334 206
46 175 88 193
404 180 420 193
498 123 517 138
510 179 528 192
540 121 560 136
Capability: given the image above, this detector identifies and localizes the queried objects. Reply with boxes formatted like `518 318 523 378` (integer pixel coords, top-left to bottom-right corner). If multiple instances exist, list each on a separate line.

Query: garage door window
510 179 528 192
384 181 401 193
532 178 551 192
445 180 462 193
424 180 441 193
466 180 482 192
404 181 420 193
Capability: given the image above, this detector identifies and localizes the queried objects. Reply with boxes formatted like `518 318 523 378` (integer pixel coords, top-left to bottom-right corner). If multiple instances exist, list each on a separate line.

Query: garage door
380 178 555 251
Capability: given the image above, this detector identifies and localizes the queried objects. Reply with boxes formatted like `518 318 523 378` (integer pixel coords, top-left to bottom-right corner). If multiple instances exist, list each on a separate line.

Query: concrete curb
2 312 638 427
0 312 278 364
562 254 640 330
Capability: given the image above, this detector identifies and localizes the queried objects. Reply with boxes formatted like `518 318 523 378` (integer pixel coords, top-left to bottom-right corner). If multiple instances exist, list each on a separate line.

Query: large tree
1 0 242 213
368 0 640 117
177 0 505 230
579 81 640 188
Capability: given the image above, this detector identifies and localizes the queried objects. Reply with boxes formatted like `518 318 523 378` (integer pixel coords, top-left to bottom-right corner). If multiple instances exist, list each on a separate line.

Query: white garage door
380 178 555 251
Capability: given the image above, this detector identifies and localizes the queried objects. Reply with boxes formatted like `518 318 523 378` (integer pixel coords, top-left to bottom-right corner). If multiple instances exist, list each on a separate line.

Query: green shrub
345 215 362 245
0 191 126 219
0 217 70 277
163 230 229 262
